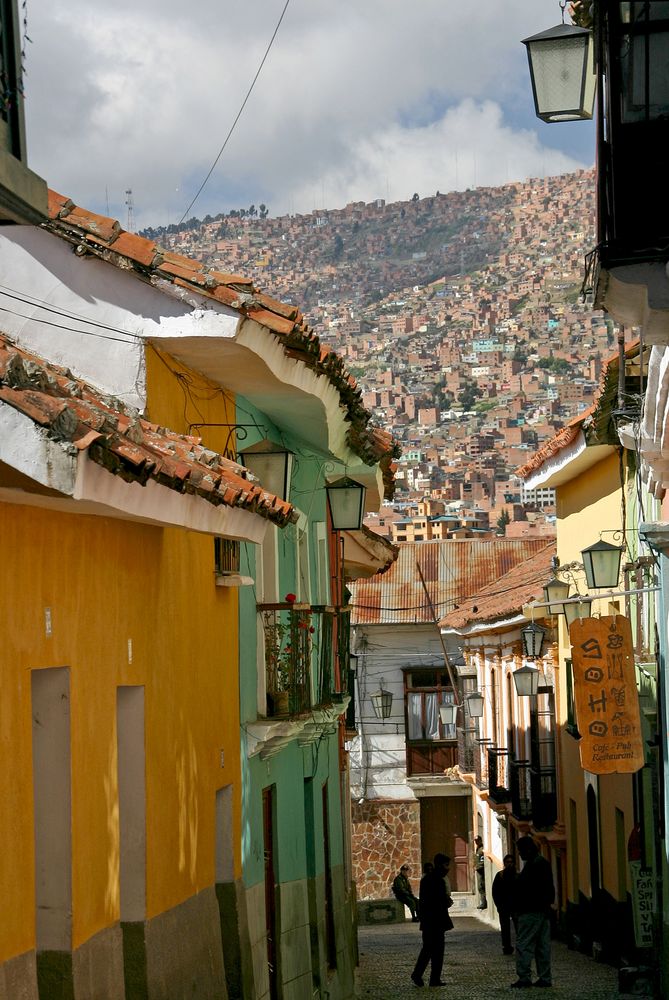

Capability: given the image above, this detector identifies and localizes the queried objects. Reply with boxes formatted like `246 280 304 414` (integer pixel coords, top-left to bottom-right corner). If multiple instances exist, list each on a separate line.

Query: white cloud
24 0 594 228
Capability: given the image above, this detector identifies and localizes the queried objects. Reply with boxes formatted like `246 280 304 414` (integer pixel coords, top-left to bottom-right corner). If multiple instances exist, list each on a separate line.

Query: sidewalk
355 914 621 999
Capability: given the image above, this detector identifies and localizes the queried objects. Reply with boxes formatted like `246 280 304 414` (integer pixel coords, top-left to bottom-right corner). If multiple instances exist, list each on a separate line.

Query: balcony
475 738 492 791
510 759 532 821
457 725 477 775
487 747 511 805
530 767 558 829
260 604 349 719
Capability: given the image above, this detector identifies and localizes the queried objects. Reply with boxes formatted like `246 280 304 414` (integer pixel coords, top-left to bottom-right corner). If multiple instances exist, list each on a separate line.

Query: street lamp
370 682 393 720
238 439 293 502
564 596 592 627
543 577 571 615
522 20 595 122
439 701 458 727
580 539 623 590
325 477 366 531
513 663 540 698
521 621 546 659
466 690 484 719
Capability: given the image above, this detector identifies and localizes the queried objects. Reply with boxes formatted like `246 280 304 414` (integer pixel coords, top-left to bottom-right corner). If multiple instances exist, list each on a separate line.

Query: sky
24 0 596 231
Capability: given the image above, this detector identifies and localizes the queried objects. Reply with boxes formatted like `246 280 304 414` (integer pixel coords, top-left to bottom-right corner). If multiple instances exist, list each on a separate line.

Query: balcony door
405 668 457 776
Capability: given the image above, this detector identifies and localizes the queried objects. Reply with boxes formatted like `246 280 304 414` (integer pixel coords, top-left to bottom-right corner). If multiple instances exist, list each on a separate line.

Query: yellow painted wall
555 449 634 902
0 348 244 960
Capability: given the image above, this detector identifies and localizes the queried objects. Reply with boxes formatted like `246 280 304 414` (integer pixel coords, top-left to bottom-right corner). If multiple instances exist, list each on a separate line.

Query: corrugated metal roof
440 541 556 630
350 538 551 626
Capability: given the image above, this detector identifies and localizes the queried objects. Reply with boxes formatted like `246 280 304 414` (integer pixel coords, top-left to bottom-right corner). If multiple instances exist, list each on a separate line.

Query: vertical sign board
569 616 644 774
629 861 654 948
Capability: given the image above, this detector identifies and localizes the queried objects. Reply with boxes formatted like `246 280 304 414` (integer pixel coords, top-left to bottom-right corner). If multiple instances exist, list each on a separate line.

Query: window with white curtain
405 670 456 740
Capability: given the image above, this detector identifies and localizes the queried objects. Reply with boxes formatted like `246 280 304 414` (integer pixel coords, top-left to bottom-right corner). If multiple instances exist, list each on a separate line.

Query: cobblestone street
355 915 623 999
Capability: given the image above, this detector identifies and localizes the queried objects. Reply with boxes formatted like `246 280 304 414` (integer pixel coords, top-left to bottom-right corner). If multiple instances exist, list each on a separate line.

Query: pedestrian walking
392 864 420 921
411 853 454 988
510 836 555 989
473 835 487 909
491 853 517 954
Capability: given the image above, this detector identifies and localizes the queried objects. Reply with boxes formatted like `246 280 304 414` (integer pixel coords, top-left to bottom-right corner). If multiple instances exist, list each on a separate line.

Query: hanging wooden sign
569 615 644 774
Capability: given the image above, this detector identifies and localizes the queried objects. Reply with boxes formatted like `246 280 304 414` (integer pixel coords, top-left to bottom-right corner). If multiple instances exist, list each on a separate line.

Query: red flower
285 593 297 603
309 626 315 634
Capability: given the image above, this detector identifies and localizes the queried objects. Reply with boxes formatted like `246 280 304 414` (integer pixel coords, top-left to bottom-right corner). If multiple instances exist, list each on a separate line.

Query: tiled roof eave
42 193 401 486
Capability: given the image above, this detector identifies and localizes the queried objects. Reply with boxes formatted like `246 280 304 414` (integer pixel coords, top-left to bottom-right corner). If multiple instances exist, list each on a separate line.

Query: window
214 537 240 575
405 670 456 741
565 658 580 738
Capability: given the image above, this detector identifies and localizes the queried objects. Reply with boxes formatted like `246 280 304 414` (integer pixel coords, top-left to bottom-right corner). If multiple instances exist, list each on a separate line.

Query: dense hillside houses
157 169 613 543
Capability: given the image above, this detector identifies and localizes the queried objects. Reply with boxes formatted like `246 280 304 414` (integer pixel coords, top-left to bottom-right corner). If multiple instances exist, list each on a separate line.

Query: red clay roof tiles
0 333 297 527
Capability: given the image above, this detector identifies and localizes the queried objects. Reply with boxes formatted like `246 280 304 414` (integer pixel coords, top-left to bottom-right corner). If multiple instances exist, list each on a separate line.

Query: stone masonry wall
351 799 421 900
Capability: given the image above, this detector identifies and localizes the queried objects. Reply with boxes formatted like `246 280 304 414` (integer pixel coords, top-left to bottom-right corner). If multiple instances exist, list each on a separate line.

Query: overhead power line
178 0 291 224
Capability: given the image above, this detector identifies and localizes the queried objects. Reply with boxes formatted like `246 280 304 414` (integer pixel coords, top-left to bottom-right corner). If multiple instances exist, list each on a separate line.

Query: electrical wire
0 284 140 341
178 0 292 224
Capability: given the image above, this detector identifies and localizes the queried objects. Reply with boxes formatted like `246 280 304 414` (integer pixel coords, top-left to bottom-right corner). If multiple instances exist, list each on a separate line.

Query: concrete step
450 892 480 915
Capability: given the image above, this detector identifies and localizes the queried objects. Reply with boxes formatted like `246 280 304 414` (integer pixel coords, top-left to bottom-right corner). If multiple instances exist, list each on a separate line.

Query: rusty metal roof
350 538 551 625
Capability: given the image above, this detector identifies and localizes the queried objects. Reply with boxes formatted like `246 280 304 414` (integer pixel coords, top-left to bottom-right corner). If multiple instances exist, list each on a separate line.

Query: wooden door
263 787 278 1000
419 796 470 892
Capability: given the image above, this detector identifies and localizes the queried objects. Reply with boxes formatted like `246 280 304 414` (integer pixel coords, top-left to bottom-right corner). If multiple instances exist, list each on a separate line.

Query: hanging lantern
543 577 571 615
564 596 593 627
521 621 546 659
466 690 484 718
370 686 393 720
439 702 458 727
325 477 366 531
513 664 540 698
238 439 293 502
522 21 596 123
581 540 623 590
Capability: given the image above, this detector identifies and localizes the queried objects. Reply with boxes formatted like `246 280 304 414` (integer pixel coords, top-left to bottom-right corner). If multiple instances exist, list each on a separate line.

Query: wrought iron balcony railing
510 759 533 821
530 767 558 830
259 604 349 719
457 726 477 774
487 747 511 804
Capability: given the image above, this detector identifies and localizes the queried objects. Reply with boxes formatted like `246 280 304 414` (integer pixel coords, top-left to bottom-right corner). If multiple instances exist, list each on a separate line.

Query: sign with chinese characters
569 616 644 774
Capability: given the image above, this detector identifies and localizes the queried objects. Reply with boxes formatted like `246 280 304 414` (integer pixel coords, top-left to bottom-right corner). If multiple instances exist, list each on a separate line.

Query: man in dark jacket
392 864 419 921
411 853 453 988
492 853 517 954
510 836 555 989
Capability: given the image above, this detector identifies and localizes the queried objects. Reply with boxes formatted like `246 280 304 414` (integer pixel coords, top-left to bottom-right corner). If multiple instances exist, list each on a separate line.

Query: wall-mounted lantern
466 690 484 719
439 702 459 727
513 664 540 698
543 577 571 615
370 681 393 720
564 596 593 627
581 539 623 590
238 439 293 502
522 20 595 122
326 476 366 531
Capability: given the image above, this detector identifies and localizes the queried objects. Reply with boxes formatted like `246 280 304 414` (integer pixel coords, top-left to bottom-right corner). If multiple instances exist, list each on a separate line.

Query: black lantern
466 690 484 719
564 596 593 627
522 21 596 123
325 476 366 531
370 685 393 720
521 621 546 660
238 439 293 502
581 540 623 590
543 577 571 615
513 664 540 698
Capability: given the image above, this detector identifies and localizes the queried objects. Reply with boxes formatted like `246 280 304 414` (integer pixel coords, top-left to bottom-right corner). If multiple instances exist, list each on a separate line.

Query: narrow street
355 915 622 999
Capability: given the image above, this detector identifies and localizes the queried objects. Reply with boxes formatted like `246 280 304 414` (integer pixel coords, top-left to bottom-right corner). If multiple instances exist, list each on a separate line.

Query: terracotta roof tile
0 333 297 528
43 189 401 494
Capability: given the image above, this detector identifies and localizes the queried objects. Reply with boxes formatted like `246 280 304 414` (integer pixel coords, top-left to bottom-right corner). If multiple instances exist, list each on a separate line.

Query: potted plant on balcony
263 594 316 717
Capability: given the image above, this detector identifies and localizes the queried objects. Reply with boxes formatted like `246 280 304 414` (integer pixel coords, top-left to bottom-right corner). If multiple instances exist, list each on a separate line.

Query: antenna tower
125 189 134 231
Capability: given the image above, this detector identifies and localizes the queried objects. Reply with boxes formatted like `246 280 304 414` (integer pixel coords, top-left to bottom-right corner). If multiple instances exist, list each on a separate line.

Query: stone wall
351 799 421 900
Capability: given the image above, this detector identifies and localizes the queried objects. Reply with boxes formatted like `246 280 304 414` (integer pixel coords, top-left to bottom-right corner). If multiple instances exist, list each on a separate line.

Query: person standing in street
510 836 555 989
411 853 454 988
392 864 420 921
473 835 487 909
492 853 517 954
